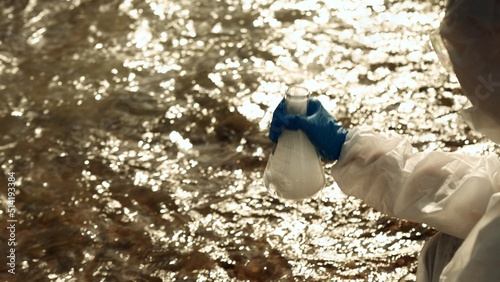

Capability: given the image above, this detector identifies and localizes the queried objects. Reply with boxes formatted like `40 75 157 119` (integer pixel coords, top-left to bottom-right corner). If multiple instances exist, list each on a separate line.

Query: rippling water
1 0 497 281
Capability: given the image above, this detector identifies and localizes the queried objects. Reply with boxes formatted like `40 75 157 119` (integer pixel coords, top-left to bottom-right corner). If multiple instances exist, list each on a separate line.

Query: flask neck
285 86 309 115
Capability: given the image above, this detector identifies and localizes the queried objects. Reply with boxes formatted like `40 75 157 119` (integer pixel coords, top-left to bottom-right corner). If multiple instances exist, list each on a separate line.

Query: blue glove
269 98 348 161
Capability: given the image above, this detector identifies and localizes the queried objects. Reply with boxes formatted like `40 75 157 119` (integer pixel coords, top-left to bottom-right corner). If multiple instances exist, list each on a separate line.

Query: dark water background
1 0 497 281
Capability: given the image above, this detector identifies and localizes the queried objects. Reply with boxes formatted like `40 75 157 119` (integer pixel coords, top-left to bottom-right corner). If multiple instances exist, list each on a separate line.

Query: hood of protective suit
438 0 500 144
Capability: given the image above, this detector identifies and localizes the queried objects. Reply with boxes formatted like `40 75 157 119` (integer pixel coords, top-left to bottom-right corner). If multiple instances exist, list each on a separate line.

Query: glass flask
264 86 326 200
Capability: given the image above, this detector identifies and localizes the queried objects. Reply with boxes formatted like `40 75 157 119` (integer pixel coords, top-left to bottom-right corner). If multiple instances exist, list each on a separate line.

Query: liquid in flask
264 86 326 199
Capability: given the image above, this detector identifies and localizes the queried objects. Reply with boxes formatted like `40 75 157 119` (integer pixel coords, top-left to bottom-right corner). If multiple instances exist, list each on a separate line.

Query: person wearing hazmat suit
269 1 500 281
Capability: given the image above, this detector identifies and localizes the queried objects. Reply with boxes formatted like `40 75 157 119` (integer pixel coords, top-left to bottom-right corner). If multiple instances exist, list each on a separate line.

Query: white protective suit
331 128 500 281
330 0 500 281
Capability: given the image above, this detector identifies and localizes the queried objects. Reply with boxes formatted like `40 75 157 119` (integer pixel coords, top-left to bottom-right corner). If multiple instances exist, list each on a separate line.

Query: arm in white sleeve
331 126 500 239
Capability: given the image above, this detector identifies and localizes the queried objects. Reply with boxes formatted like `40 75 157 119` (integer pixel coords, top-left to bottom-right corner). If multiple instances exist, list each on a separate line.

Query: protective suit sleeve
440 0 500 143
331 126 500 239
439 193 500 281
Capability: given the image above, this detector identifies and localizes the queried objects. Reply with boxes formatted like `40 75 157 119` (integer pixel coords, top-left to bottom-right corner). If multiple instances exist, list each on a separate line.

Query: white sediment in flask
264 86 326 200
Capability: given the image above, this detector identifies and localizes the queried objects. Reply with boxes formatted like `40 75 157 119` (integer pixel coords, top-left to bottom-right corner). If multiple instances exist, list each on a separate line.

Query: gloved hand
269 98 348 161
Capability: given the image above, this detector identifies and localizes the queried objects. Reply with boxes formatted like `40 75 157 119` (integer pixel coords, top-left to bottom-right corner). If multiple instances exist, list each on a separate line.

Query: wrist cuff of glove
319 127 348 161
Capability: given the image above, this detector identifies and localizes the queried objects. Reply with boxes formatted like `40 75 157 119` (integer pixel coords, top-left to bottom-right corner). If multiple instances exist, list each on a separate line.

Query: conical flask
264 86 326 200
